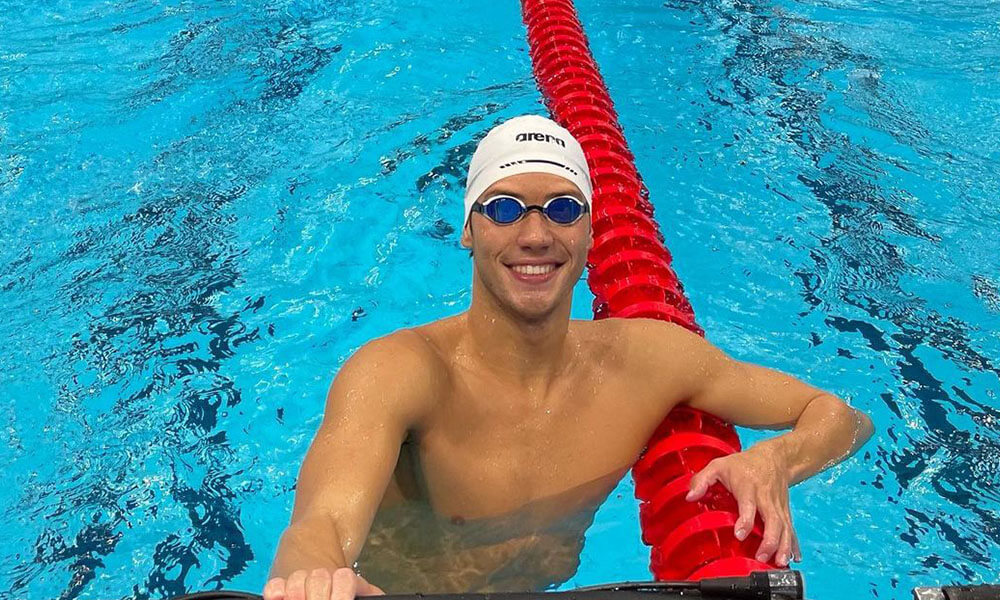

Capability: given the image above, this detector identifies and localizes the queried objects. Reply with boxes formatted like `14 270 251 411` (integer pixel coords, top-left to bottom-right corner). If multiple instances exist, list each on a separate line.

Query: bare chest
405 362 668 520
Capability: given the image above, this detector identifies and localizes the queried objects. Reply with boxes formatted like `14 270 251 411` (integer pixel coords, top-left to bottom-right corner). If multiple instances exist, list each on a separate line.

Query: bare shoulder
363 325 449 381
621 317 701 346
345 314 463 390
329 325 450 428
568 317 680 371
580 317 716 375
367 325 444 361
575 317 697 351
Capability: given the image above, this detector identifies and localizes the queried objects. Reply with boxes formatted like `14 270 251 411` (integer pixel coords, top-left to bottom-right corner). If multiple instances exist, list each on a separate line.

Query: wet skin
264 172 873 599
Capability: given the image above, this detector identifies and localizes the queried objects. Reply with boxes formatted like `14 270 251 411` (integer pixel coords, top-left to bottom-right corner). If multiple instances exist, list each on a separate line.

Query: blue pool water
1 0 998 598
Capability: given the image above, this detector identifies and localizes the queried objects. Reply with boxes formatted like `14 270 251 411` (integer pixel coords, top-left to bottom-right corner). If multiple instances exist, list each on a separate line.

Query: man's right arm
265 331 439 597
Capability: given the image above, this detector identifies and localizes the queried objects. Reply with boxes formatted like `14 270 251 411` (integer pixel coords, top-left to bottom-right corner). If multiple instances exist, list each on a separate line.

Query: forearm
269 513 351 580
753 393 874 485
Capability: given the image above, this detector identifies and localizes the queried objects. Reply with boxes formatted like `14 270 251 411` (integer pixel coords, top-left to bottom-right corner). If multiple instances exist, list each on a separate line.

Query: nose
515 210 554 251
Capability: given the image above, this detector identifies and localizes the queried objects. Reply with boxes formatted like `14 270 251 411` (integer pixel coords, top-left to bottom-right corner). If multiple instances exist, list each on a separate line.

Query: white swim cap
463 115 592 227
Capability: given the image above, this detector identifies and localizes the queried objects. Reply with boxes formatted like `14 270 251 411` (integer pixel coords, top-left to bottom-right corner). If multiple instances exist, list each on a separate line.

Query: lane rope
518 0 778 579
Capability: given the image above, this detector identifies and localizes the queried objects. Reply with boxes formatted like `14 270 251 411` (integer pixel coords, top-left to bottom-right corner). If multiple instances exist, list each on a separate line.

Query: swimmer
262 115 874 600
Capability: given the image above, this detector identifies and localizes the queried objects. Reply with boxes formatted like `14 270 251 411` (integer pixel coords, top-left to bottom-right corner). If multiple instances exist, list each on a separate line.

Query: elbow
818 394 875 442
853 407 875 445
862 411 875 440
826 394 874 448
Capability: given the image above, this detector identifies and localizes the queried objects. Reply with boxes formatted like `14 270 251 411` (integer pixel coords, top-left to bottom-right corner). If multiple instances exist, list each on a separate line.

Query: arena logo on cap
515 132 567 147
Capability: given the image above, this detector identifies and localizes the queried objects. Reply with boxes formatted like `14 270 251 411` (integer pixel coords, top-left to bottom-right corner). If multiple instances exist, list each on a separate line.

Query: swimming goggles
470 195 589 226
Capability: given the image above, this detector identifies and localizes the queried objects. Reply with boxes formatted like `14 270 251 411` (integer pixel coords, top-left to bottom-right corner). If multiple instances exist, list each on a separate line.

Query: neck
464 281 576 390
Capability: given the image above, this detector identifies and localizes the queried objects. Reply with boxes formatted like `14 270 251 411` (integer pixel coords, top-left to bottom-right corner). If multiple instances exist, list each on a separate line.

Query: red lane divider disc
550 77 614 103
612 302 699 331
591 205 660 234
689 557 774 580
649 404 741 448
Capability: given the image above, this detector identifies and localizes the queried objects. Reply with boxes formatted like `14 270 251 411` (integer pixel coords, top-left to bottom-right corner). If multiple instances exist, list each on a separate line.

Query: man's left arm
642 320 875 566
684 342 875 487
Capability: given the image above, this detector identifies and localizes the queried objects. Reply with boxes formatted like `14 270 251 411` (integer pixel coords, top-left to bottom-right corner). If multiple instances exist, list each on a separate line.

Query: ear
460 219 473 249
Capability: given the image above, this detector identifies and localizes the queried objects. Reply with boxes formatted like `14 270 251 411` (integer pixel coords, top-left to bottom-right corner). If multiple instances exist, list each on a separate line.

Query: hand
685 446 801 567
263 567 385 600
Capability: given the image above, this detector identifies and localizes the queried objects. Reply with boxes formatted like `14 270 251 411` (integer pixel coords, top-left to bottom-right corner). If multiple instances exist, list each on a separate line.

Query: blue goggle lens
546 196 584 223
485 196 525 223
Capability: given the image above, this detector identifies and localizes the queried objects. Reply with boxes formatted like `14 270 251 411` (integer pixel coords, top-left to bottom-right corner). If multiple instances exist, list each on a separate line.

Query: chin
506 292 565 322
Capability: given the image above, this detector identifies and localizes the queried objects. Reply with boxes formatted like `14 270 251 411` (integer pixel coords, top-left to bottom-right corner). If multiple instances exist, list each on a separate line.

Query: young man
263 115 874 600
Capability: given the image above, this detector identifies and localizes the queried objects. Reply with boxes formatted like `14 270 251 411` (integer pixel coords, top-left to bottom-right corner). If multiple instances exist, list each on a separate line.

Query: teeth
511 264 556 275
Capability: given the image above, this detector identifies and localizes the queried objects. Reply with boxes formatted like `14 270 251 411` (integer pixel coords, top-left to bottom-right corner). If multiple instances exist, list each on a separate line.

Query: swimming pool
1 0 997 598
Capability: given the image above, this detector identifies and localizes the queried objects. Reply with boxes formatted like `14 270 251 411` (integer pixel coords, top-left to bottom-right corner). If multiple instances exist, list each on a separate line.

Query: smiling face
460 172 593 323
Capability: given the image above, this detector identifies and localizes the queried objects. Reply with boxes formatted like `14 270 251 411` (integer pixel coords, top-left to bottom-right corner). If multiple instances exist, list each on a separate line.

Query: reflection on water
4 184 259 600
691 0 1000 579
0 1 370 598
357 467 630 593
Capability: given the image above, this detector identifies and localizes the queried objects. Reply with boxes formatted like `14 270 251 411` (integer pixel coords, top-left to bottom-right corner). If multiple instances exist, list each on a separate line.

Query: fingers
754 495 800 566
263 577 286 600
754 503 782 564
356 575 385 597
686 462 721 502
789 505 802 562
306 568 333 600
286 570 308 600
271 568 373 600
775 521 792 567
331 567 360 600
734 495 757 541
777 498 800 565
